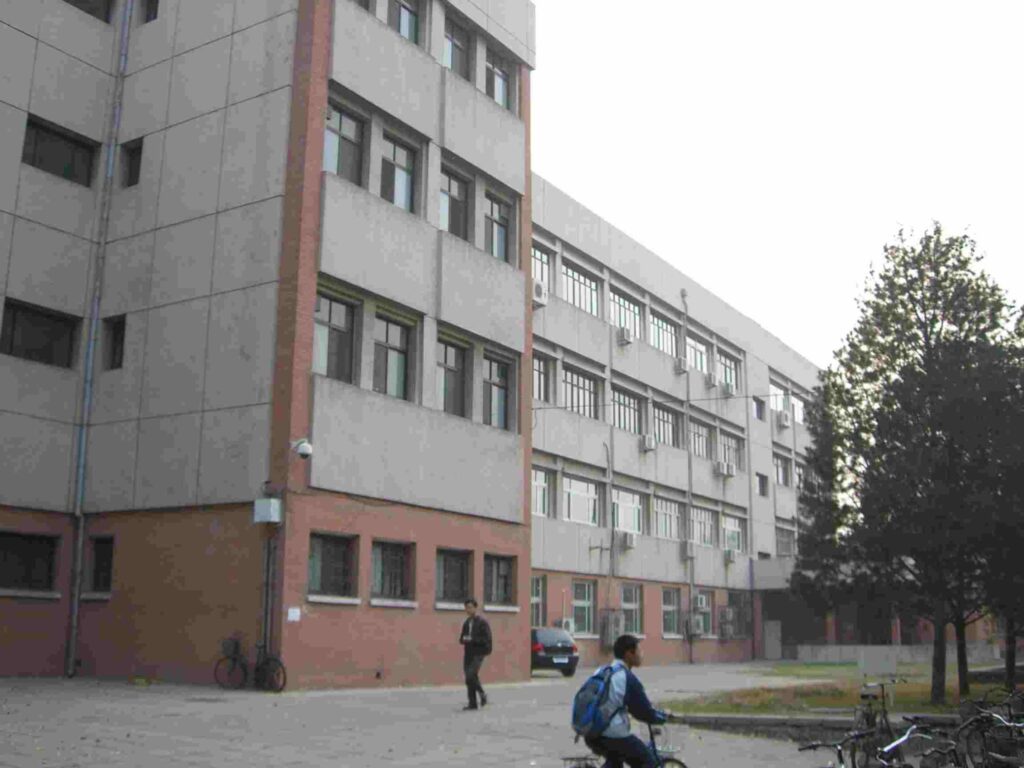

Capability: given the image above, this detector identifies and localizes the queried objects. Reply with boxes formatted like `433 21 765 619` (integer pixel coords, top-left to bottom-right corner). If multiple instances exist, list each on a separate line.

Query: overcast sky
530 1 1024 369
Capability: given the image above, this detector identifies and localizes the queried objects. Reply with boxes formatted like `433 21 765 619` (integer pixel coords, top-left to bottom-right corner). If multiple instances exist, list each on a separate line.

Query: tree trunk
1006 616 1017 691
954 616 970 697
931 603 948 705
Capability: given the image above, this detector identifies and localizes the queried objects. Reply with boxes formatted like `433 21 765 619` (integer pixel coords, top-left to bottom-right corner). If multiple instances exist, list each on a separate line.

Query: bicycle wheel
659 759 687 768
257 657 287 692
214 656 247 689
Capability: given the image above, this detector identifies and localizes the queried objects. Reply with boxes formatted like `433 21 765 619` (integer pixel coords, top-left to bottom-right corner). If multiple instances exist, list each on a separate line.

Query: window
689 420 710 459
718 432 743 469
89 537 113 593
795 463 806 491
753 397 766 421
484 555 514 605
612 488 643 534
662 587 681 636
573 580 595 634
373 317 409 400
725 591 753 638
121 139 142 188
793 396 806 424
722 515 745 553
774 454 792 487
483 357 510 429
63 0 111 22
609 290 642 339
443 18 470 79
436 341 466 417
653 405 680 448
371 541 413 599
649 313 678 357
653 497 681 540
532 355 549 402
686 337 709 374
314 294 355 383
22 118 97 186
769 382 788 412
485 50 510 109
388 0 419 42
324 107 364 185
102 315 125 371
308 534 357 597
621 583 643 634
777 527 796 557
756 473 769 497
695 590 713 635
439 170 468 239
1 300 77 368
436 549 471 603
142 0 159 23
564 477 599 526
718 353 739 390
531 468 551 518
689 507 717 547
0 533 57 591
562 368 598 419
531 245 550 286
612 388 641 434
381 136 414 211
561 262 600 316
485 195 510 262
530 575 547 627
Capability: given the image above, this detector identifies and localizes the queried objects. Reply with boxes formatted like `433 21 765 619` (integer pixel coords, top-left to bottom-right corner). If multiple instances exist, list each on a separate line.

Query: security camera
292 439 313 460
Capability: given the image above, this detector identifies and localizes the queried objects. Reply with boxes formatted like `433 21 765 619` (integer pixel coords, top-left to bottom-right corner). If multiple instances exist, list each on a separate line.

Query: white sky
530 1 1024 369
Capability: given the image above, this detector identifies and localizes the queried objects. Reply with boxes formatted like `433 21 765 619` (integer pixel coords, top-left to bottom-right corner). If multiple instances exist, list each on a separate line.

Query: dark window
562 367 597 419
22 119 97 187
102 315 125 371
373 317 409 399
381 136 415 212
142 0 159 23
0 533 57 591
532 355 548 402
324 107 363 185
63 0 111 22
436 340 466 417
121 139 143 188
440 171 468 239
654 404 680 447
388 0 419 43
308 534 357 597
612 388 641 434
443 19 470 80
484 554 514 605
483 357 509 429
355 0 369 8
89 537 113 593
313 294 355 383
435 549 471 602
372 541 413 599
1 300 77 368
756 473 769 497
485 195 510 261
485 50 510 109
753 397 766 421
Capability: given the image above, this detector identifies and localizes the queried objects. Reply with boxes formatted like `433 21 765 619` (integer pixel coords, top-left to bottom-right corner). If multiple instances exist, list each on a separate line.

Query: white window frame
652 497 681 540
530 574 547 627
662 587 681 637
689 506 717 547
573 579 596 635
612 488 643 534
621 583 643 635
686 336 709 373
531 467 551 518
564 476 600 526
722 515 745 553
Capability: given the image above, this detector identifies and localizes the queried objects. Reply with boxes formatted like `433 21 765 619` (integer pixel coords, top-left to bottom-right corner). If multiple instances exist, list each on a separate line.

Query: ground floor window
662 587 680 636
0 533 57 591
372 541 413 599
694 589 714 635
621 583 643 634
530 575 546 627
484 554 515 605
88 537 113 593
436 549 471 603
572 580 595 634
309 534 358 597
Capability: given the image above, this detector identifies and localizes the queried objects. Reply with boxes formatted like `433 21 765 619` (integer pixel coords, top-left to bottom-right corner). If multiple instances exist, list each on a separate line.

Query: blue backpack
571 665 625 738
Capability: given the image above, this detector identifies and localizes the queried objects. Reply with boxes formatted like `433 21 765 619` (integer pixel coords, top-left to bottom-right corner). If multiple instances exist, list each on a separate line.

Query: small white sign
858 646 898 678
287 607 301 623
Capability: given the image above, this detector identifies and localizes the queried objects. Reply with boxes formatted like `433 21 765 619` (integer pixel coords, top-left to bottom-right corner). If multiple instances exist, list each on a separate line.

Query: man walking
459 598 492 710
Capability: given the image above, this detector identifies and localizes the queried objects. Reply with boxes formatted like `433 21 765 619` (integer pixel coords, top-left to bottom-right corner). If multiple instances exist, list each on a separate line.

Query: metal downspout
65 0 136 678
681 290 694 664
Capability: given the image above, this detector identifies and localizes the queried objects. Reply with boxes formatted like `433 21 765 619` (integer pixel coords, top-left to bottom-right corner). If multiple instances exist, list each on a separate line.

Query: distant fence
796 643 1001 664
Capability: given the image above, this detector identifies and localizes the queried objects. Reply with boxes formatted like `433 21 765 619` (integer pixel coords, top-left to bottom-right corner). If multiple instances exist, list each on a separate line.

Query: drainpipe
65 0 136 678
681 290 694 664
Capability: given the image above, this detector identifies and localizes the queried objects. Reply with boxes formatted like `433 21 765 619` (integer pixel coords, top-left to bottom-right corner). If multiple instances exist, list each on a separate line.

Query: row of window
308 533 516 605
0 533 111 594
63 0 159 24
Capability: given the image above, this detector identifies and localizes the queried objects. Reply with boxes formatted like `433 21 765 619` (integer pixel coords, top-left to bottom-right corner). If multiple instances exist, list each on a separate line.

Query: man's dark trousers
464 654 485 707
584 734 656 768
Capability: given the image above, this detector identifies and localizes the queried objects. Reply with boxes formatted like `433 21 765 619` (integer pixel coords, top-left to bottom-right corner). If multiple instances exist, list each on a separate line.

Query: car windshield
535 628 572 645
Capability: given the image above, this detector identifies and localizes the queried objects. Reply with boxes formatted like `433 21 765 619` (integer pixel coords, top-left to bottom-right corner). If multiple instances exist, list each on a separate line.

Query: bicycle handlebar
798 730 875 751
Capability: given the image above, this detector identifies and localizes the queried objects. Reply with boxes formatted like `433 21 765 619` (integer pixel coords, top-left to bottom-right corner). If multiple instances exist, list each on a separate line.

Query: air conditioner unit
253 498 282 524
705 372 717 388
680 540 696 561
617 326 634 346
552 617 575 634
714 460 729 477
621 531 638 550
689 615 706 636
777 410 792 429
532 279 549 307
694 593 709 611
640 434 657 452
725 462 737 477
674 357 687 375
724 548 737 565
721 381 736 397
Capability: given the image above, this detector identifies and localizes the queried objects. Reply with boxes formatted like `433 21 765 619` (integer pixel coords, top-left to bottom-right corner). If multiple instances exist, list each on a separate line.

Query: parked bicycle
562 718 688 768
213 637 287 692
850 678 907 768
798 729 875 768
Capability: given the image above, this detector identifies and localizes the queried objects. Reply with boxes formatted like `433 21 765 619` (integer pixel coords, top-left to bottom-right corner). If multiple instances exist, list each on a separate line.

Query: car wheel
561 667 576 677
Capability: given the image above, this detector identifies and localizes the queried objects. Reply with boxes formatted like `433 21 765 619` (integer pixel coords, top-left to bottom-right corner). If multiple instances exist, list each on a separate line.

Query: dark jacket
459 615 492 658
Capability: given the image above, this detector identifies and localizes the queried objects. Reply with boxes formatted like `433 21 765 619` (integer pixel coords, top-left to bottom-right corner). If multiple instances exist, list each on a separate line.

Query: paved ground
0 663 828 767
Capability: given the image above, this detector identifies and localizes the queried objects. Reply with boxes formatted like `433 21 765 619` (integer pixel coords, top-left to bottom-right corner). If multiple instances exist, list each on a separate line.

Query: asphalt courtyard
1 663 828 767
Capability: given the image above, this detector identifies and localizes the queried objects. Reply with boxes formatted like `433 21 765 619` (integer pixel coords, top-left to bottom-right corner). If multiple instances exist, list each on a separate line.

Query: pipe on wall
681 289 694 664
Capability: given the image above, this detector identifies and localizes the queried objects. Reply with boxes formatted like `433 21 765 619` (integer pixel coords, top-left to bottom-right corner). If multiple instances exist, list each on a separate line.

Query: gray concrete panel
204 282 276 410
532 407 609 471
619 535 689 583
174 0 234 55
38 0 116 73
690 458 719 500
29 42 111 142
446 0 535 67
774 487 797 521
91 311 147 423
228 12 295 105
218 87 290 211
119 60 171 143
108 129 165 241
443 72 526 194
0 0 43 37
794 422 812 456
532 299 607 368
0 410 72 511
653 444 689 490
439 232 525 353
134 412 202 508
0 103 24 216
8 217 92 315
722 474 749 508
157 111 225 228
320 176 436 315
532 515 611 576
83 420 138 512
150 214 216 306
234 0 297 31
310 376 524 522
332 0 441 142
100 232 154 316
0 23 35 111
140 297 209 417
18 159 101 245
611 428 655 483
212 196 281 293
0 354 80 423
126 0 179 74
168 37 230 125
197 403 269 503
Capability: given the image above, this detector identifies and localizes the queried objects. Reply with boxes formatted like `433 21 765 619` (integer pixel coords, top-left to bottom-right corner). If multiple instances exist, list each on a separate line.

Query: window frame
531 245 551 286
531 467 552 518
686 336 709 374
483 355 511 429
530 574 547 628
653 404 681 448
485 49 512 110
372 315 411 400
652 497 682 540
314 293 357 383
324 105 365 186
572 579 596 635
371 540 414 600
562 367 598 420
388 0 420 43
121 138 143 188
753 397 766 421
443 17 470 79
662 587 681 637
532 354 549 402
64 0 111 23
689 419 711 459
484 193 512 262
560 261 600 316
718 431 743 469
0 532 58 592
436 338 468 417
776 527 797 557
439 168 469 240
756 473 769 497
484 554 515 606
717 353 739 390
308 533 358 598
621 582 643 635
611 488 644 535
774 454 792 487
649 312 678 357
22 117 98 187
609 289 642 339
689 506 718 547
380 134 416 212
722 515 746 553
435 548 472 603
1 299 78 369
102 315 125 371
141 0 159 23
564 476 600 527
88 536 113 593
611 387 642 435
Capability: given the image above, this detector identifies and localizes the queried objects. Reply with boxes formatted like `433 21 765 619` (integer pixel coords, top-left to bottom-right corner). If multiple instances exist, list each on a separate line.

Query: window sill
308 595 361 606
662 634 685 640
630 634 647 640
0 588 61 600
81 592 111 602
573 633 600 640
370 598 417 609
484 604 519 613
435 601 466 611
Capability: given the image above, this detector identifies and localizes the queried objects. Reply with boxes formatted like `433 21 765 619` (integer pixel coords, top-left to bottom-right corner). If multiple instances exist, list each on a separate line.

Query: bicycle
252 642 287 693
958 711 1024 768
213 638 287 692
562 716 688 768
850 679 907 768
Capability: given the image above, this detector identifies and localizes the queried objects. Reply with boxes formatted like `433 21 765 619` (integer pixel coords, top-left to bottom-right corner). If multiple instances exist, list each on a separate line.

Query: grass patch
761 661 935 681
